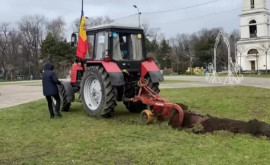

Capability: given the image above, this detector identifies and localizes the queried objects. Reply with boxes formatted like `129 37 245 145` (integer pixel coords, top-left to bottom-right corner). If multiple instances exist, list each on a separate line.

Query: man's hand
75 57 81 63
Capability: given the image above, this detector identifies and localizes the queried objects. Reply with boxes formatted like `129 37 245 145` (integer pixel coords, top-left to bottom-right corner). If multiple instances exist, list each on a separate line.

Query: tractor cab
81 25 146 72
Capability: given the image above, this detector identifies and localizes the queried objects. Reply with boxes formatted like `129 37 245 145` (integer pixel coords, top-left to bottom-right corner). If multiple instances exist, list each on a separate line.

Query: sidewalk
0 82 43 109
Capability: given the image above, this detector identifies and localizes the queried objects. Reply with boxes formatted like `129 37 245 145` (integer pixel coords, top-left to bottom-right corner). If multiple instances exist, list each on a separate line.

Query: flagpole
82 0 84 13
78 0 84 33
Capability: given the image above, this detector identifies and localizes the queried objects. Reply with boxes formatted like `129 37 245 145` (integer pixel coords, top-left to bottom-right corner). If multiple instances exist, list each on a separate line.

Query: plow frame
131 79 184 128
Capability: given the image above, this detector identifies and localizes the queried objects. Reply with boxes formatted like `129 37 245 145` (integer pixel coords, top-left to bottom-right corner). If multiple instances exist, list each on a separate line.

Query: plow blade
169 107 184 128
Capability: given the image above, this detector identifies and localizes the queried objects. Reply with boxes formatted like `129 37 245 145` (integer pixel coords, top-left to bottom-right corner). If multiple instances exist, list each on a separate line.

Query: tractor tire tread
59 84 71 111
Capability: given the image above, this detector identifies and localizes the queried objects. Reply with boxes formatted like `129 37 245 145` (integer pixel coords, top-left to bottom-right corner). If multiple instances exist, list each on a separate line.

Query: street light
256 52 259 74
189 54 193 75
266 51 268 74
133 5 141 28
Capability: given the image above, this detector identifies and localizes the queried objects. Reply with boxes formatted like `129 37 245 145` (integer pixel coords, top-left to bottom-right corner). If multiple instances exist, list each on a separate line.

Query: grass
1 86 270 164
241 73 270 78
160 80 192 84
161 86 270 121
0 80 41 86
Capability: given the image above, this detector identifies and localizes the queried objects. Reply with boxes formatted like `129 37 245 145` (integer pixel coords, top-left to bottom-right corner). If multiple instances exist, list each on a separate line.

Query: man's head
44 63 54 71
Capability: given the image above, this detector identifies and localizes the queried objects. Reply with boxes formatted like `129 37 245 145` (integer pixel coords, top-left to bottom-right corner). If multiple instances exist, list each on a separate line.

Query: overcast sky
0 0 245 39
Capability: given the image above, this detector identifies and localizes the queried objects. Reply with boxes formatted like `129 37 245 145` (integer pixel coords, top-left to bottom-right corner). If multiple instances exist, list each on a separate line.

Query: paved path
0 81 43 109
1 76 270 109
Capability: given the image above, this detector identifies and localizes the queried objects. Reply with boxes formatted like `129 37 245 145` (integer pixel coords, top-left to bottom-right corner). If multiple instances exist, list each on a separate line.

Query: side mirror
71 33 77 46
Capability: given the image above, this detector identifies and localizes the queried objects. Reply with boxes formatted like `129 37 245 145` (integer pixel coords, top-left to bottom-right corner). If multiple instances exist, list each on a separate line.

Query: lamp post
189 55 193 75
265 52 268 74
133 5 141 28
240 54 242 73
256 52 259 74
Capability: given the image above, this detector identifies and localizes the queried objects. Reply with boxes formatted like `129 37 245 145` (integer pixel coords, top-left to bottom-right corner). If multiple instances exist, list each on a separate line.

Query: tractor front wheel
81 66 117 117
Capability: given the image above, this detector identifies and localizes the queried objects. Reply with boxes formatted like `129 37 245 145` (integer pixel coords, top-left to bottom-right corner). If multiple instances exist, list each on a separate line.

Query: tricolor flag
76 11 88 60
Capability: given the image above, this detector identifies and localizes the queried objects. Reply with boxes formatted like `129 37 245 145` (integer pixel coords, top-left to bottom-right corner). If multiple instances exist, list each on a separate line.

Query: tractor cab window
95 31 108 60
112 32 144 61
86 34 94 59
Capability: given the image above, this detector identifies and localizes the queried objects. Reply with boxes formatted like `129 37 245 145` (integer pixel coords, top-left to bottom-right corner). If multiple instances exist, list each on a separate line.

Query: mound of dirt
178 103 270 138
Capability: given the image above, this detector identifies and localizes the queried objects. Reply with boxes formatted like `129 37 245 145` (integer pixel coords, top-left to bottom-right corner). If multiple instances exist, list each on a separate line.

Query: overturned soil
178 103 270 138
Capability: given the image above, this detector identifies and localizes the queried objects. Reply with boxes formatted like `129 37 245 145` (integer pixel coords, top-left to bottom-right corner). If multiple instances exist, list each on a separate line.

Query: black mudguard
148 71 164 83
108 72 124 86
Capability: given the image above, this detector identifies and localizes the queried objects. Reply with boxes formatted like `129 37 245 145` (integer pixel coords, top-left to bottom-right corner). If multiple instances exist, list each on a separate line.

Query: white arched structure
205 32 222 83
206 31 243 84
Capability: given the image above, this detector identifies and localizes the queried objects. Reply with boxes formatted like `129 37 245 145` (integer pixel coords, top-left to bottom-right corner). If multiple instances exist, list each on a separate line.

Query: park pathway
0 81 43 109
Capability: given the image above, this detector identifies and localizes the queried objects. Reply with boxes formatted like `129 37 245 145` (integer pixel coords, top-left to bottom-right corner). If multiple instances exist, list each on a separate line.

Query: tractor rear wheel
123 101 147 113
146 76 160 93
124 77 160 113
81 66 117 117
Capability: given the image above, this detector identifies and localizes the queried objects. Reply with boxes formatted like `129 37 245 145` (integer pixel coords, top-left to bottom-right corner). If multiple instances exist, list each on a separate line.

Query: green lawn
241 73 270 78
1 86 270 164
0 80 41 86
160 80 192 84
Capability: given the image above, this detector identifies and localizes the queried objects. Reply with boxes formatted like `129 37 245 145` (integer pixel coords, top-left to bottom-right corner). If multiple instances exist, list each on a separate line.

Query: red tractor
59 25 184 127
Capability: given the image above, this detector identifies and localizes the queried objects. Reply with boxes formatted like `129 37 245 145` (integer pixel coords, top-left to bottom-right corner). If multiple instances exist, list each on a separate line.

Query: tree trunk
2 69 7 80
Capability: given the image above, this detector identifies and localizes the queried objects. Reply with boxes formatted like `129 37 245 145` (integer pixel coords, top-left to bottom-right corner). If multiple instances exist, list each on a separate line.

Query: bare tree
142 23 160 41
174 34 193 57
75 16 112 30
168 49 178 72
86 16 113 27
0 23 23 80
229 29 240 62
237 45 246 73
169 33 195 74
0 23 9 79
7 29 23 79
18 15 46 79
46 17 66 41
157 33 166 42
72 16 113 33
259 42 270 74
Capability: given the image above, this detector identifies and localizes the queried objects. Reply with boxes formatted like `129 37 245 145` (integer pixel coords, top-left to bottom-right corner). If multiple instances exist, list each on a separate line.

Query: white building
237 0 270 72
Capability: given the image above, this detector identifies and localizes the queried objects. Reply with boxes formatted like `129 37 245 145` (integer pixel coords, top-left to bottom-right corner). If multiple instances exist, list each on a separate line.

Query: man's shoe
50 115 54 118
55 113 62 117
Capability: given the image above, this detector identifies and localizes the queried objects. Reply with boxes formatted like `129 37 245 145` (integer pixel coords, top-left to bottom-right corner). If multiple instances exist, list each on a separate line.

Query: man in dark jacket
42 63 62 118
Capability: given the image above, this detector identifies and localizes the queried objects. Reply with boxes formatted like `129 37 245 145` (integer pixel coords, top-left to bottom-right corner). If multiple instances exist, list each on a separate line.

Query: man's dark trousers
45 94 61 117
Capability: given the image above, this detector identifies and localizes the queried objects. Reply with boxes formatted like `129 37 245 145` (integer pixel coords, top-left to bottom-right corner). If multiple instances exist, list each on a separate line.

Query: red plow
130 79 270 138
131 78 184 128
